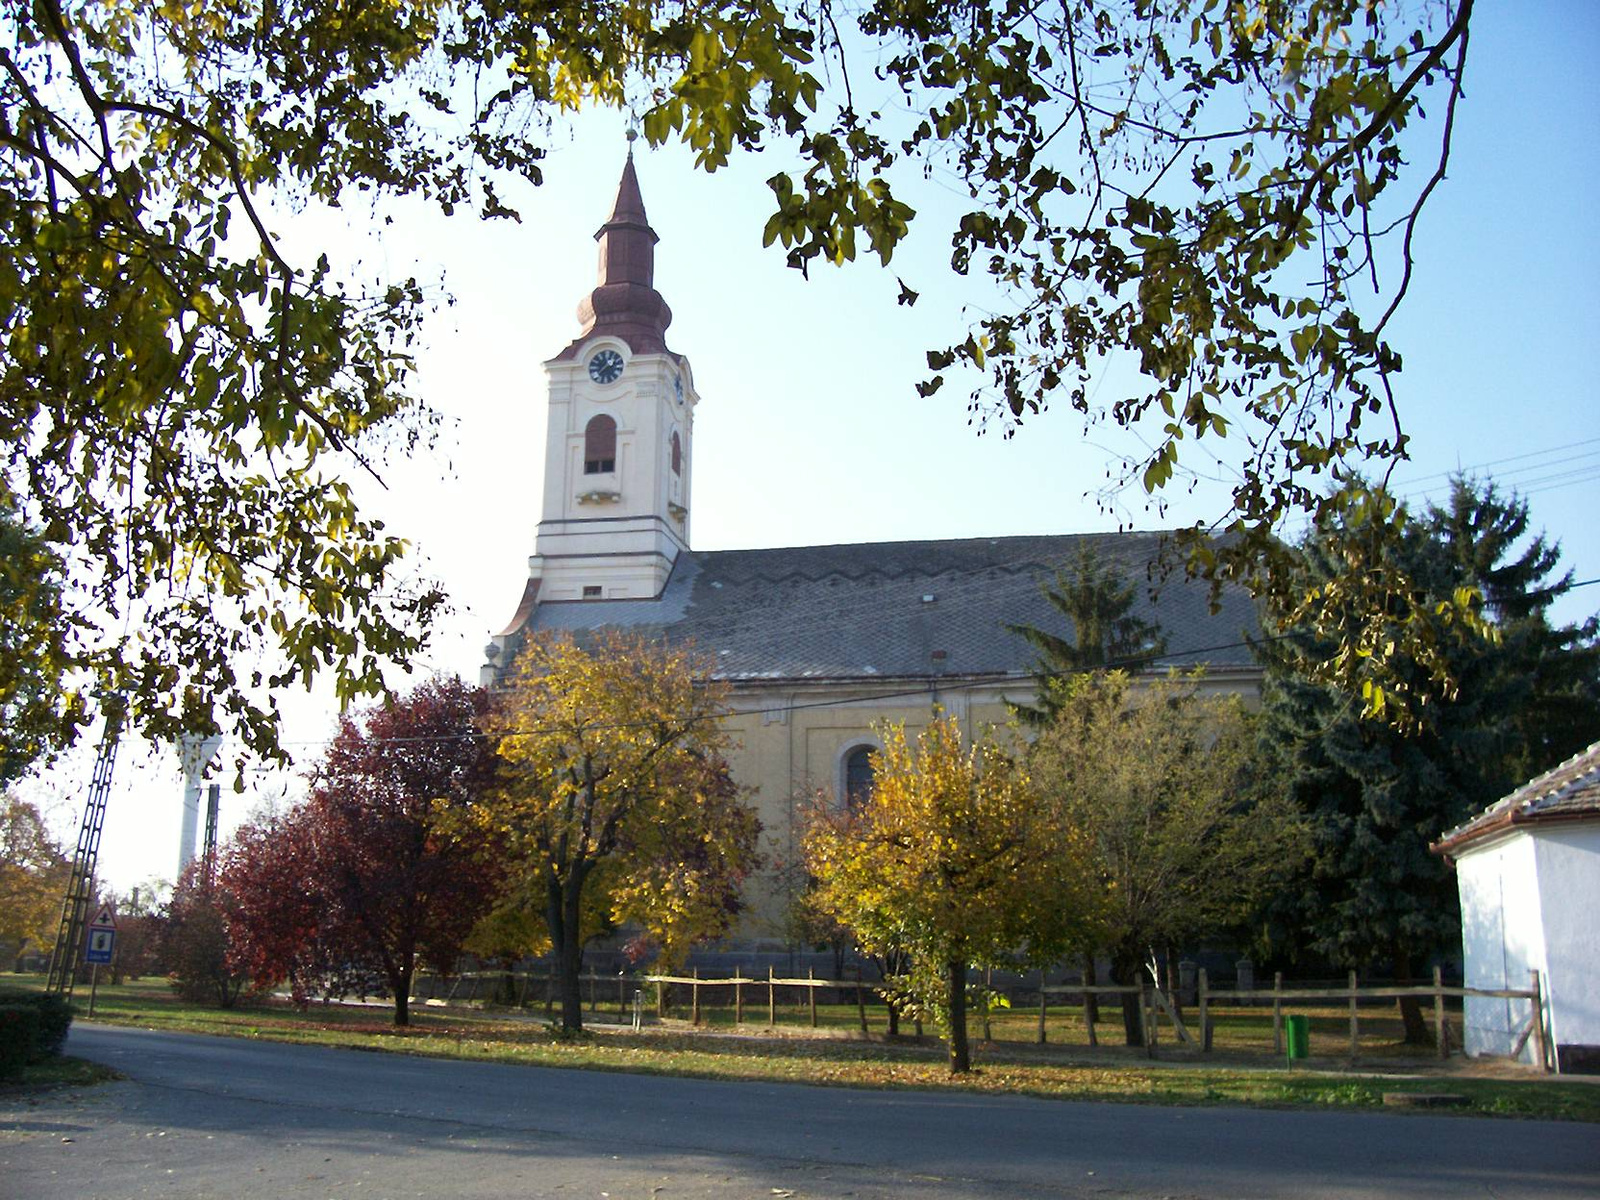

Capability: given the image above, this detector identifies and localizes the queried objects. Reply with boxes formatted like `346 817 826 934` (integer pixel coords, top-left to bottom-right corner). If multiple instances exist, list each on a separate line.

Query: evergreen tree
1007 545 1166 725
1259 478 1600 1042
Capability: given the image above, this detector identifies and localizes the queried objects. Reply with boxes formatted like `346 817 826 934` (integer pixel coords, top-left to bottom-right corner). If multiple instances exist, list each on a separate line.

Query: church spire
562 150 674 357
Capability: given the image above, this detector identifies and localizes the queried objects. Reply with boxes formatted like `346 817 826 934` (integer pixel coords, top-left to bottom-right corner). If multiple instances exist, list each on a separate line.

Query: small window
670 430 682 476
844 745 877 810
584 415 616 474
582 585 602 599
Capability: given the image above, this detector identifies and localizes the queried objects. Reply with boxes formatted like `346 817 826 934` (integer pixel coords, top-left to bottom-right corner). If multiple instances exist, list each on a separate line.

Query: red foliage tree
223 677 503 1025
221 812 324 1005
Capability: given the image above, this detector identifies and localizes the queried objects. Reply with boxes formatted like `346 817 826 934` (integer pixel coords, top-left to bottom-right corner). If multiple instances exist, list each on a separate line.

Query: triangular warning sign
90 903 117 929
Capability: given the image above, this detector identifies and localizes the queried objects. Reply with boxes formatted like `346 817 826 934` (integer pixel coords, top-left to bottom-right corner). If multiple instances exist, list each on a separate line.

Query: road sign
89 903 116 931
85 926 115 964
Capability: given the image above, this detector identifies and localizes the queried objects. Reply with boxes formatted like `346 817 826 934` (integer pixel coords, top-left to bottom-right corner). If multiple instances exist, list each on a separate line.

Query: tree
0 794 69 970
1258 477 1600 1041
803 714 1102 1073
1 1 1478 757
102 881 168 983
1008 545 1166 726
0 495 78 782
162 861 248 1007
223 677 505 1025
1027 671 1302 1045
477 632 760 1033
464 901 550 1007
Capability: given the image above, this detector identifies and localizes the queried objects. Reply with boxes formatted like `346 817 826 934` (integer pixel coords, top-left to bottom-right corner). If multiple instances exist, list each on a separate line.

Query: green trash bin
1285 1014 1311 1061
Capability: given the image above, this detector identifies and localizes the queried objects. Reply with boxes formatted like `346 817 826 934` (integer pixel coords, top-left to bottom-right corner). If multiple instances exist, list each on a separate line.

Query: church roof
524 531 1262 683
1434 740 1600 858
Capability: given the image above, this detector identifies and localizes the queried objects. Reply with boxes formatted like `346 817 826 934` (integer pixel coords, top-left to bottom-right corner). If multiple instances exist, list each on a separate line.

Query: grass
15 976 1595 1122
0 1055 122 1091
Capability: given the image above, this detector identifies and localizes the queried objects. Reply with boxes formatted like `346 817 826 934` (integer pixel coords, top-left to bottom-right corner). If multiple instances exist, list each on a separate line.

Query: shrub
0 988 73 1055
0 1004 45 1076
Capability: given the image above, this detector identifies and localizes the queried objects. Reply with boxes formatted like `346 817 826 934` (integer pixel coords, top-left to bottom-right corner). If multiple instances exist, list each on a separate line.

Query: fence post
619 972 627 1019
657 978 666 1019
735 968 744 1025
1347 969 1359 1060
855 966 869 1033
1434 965 1447 1060
1137 983 1152 1058
1084 985 1097 1047
809 967 817 1028
1198 968 1211 1054
1530 969 1550 1073
768 966 776 1027
692 967 701 1027
1038 970 1048 1045
1272 971 1283 1056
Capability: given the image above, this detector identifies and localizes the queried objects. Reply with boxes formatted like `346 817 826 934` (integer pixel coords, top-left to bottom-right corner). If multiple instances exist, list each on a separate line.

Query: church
479 153 1263 950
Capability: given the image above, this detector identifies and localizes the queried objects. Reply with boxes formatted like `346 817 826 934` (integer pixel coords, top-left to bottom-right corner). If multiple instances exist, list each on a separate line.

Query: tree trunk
1393 950 1429 1045
885 998 901 1038
393 964 412 1027
1111 952 1143 1047
946 958 971 1074
1081 953 1099 1026
555 877 586 1032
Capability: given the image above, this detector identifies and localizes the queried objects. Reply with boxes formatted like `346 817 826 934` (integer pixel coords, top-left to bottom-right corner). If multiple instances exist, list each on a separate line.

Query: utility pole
45 702 125 999
201 783 222 890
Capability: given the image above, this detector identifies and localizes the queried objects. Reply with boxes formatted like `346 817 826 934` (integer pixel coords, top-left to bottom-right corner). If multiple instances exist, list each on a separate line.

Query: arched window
584 415 616 474
670 430 682 476
843 745 877 810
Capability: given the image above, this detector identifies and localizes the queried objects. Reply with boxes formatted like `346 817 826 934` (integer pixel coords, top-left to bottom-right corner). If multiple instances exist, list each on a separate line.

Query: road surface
0 1023 1594 1198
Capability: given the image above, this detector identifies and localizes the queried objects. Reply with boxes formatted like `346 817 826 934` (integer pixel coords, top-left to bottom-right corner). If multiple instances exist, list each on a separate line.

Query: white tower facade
176 732 223 876
482 151 698 680
533 333 698 601
529 151 697 601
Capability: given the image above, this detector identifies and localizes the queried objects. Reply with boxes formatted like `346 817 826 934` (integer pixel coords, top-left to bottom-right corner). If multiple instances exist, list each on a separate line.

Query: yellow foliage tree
1028 672 1306 1046
0 795 69 970
804 715 1103 1073
480 633 760 1032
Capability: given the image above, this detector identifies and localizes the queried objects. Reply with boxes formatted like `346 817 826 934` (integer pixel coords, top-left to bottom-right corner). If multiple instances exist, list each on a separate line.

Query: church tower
525 150 699 603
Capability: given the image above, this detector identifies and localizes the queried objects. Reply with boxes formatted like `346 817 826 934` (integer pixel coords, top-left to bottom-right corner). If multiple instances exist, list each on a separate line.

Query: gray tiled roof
527 531 1261 682
1436 740 1600 853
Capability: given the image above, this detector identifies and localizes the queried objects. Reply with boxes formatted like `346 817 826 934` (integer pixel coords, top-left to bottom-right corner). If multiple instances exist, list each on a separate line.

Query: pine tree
1259 477 1600 1042
1007 545 1166 725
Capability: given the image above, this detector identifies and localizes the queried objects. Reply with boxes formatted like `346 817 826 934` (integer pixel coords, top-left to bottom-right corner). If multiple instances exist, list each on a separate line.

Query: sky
22 2 1600 897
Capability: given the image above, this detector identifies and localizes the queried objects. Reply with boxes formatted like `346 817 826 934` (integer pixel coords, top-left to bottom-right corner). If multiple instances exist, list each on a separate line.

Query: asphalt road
0 1023 1594 1199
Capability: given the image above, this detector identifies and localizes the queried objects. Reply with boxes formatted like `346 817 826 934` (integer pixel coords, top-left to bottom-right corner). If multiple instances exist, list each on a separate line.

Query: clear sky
24 2 1600 897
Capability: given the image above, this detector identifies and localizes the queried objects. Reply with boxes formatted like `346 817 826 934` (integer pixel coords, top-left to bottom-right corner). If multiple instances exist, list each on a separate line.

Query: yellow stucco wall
715 668 1261 950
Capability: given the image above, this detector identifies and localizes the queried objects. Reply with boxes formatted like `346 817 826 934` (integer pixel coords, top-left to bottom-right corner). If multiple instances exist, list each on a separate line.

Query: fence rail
410 962 1551 1073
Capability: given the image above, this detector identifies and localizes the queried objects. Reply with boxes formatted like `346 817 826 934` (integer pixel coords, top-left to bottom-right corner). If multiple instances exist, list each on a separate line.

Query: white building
1434 741 1600 1074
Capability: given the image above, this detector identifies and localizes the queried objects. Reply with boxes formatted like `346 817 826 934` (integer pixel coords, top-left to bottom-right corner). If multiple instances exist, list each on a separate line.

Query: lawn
14 976 1596 1123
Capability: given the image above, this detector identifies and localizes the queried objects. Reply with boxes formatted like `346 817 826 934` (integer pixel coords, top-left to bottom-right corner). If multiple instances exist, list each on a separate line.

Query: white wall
1533 825 1600 1058
1456 831 1546 1063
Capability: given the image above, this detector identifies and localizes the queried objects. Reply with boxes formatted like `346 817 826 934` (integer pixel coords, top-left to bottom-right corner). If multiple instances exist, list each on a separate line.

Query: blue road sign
85 927 115 964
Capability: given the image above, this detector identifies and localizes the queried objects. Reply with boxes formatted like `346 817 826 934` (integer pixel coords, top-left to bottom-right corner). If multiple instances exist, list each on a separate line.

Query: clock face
588 349 624 385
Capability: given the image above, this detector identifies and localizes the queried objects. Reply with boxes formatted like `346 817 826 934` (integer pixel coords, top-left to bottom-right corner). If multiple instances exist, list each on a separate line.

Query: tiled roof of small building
523 531 1261 682
1434 740 1600 857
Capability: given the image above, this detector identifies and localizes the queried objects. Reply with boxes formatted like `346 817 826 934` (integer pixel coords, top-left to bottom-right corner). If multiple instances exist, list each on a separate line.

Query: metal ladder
45 709 124 999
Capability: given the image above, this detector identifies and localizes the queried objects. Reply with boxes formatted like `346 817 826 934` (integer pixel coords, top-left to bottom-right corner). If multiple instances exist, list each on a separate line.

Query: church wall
710 670 1259 952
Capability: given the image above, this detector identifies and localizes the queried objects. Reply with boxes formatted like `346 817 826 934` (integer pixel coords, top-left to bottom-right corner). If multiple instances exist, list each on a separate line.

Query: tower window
582 585 603 599
584 414 616 474
670 430 682 476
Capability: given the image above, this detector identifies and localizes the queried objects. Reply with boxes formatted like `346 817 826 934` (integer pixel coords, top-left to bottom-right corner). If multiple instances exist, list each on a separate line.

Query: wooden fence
412 963 1550 1072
